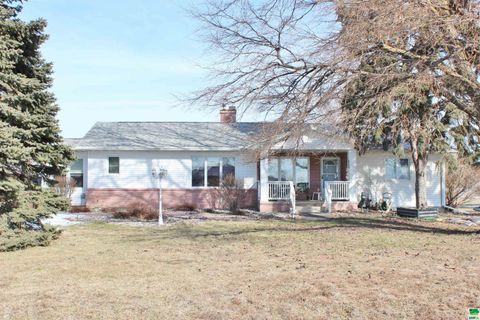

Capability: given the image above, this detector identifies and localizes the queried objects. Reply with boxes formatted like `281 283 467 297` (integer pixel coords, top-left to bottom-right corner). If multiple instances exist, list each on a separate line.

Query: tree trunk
414 156 428 209
411 139 428 209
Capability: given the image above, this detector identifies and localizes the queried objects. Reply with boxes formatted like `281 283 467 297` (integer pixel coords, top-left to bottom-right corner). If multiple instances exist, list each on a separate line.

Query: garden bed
397 207 438 218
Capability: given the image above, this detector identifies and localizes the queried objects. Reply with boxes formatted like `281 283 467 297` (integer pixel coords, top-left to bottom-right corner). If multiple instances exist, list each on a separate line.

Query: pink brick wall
331 201 358 212
86 188 257 211
310 156 321 194
259 201 291 213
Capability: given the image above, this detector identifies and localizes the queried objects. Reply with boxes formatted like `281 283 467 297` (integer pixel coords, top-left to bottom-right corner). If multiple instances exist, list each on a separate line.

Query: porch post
259 157 269 204
347 149 358 202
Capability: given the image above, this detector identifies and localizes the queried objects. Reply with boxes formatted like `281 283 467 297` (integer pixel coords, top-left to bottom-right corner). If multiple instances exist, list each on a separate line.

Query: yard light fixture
152 166 168 225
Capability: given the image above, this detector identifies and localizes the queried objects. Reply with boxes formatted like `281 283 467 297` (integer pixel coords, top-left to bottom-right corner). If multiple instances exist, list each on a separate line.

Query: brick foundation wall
331 201 358 212
259 201 291 213
86 188 258 211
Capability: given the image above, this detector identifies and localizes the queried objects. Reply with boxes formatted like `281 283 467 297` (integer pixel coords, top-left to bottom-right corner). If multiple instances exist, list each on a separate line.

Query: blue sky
20 0 255 138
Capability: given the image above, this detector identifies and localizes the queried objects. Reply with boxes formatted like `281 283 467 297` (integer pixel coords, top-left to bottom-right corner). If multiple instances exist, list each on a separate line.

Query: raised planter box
397 207 438 218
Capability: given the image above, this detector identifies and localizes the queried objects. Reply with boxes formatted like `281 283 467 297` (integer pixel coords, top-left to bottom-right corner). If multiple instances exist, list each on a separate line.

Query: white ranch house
65 107 446 213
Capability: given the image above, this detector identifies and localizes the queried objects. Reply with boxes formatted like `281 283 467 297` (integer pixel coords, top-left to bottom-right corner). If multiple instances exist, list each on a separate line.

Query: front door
321 158 339 192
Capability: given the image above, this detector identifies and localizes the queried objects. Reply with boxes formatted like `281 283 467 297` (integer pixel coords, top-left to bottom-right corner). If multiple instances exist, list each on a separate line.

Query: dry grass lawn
1 215 480 319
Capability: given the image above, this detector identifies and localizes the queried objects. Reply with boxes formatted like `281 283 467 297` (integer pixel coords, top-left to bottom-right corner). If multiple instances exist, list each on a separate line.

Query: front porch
258 150 358 213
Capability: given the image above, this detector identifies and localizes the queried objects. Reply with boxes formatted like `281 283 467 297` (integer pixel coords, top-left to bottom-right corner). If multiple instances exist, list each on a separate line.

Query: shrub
211 174 248 214
446 160 480 207
112 202 158 221
171 203 197 211
53 176 77 200
69 206 90 213
0 190 69 252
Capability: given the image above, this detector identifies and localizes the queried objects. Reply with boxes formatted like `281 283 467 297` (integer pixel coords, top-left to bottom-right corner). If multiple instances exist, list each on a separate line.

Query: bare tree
211 174 248 213
338 0 480 208
53 176 76 200
191 0 345 149
446 160 480 207
193 0 480 209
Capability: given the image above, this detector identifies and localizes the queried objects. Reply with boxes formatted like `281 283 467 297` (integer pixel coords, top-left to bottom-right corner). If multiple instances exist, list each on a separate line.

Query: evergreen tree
0 0 74 251
340 1 480 208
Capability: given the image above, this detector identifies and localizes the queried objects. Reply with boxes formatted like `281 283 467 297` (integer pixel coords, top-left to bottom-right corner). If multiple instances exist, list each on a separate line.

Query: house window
385 158 410 180
70 159 83 187
280 158 294 181
192 157 236 187
222 157 235 180
269 157 309 189
108 157 120 174
192 157 205 187
207 158 220 187
295 158 309 192
397 158 410 179
268 158 279 181
385 158 396 180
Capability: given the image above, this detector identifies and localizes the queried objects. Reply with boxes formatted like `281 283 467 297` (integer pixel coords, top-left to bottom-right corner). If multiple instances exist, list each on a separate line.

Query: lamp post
152 167 168 225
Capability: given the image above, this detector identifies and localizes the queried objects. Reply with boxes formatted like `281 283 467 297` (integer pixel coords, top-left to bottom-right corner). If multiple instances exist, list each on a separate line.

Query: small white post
152 167 168 226
347 149 358 202
289 181 296 218
259 157 269 204
323 181 333 213
158 176 163 225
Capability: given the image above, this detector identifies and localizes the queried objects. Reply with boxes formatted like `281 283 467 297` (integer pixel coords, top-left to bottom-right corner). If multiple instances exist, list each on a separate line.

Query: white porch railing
268 181 296 217
325 181 350 201
268 181 291 200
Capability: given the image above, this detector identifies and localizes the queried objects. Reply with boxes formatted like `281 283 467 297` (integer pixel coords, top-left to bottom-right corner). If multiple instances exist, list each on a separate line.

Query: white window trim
385 157 410 180
320 156 341 193
191 157 236 188
268 157 310 186
68 159 85 189
321 156 340 179
107 156 120 175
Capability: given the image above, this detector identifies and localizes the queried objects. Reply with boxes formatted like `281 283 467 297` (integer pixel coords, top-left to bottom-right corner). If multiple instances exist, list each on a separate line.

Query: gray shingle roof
65 122 263 151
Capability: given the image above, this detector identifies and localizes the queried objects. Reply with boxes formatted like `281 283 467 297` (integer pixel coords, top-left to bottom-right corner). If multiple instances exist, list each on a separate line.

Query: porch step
296 201 326 214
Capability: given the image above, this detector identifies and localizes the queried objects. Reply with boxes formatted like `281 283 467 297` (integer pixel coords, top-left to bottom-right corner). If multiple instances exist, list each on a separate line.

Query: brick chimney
220 105 236 124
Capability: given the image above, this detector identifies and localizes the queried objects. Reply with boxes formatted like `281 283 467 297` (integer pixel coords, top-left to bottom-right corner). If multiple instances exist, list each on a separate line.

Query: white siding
356 151 443 208
71 148 445 208
83 151 257 190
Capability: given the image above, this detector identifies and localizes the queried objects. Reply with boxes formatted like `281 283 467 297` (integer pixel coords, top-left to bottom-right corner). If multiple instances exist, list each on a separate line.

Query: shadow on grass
117 215 480 244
